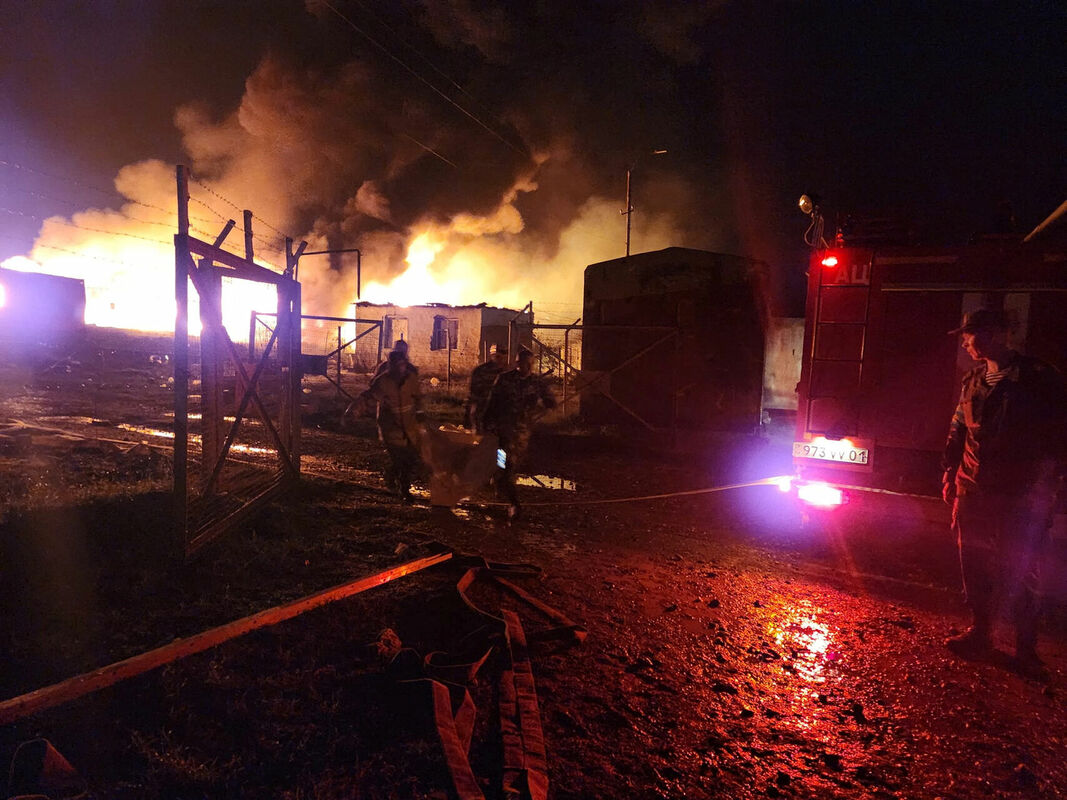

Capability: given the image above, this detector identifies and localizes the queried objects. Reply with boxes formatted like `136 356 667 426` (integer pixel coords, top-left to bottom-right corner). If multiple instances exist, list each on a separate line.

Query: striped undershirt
983 366 1009 387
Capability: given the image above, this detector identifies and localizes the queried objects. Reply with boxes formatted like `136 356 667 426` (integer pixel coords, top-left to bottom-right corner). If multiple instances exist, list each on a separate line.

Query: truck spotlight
821 255 839 268
798 194 819 216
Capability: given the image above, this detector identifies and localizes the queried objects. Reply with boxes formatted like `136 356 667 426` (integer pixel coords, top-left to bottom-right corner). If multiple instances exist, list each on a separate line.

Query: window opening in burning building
431 315 459 350
383 315 408 348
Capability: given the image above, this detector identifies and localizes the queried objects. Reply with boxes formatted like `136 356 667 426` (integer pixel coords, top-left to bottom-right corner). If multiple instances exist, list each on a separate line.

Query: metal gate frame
173 165 304 558
250 311 384 401
510 321 680 433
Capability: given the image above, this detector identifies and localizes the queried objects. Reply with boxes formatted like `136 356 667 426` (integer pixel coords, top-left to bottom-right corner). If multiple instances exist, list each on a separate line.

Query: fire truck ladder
805 255 873 437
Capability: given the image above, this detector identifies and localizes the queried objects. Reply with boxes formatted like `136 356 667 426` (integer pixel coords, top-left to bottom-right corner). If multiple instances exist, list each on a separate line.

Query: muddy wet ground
1 331 1066 799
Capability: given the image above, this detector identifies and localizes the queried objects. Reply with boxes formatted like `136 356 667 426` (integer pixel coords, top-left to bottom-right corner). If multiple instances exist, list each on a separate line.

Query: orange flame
360 230 467 306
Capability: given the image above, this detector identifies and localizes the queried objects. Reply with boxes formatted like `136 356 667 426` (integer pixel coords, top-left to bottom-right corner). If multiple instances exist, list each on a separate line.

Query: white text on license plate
792 441 870 465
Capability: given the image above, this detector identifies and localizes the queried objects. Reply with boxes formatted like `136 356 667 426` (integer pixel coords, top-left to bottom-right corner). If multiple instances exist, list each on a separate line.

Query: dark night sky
1 0 1064 316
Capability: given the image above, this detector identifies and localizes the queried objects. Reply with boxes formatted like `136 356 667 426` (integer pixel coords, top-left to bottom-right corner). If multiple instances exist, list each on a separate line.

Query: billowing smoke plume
8 1 739 331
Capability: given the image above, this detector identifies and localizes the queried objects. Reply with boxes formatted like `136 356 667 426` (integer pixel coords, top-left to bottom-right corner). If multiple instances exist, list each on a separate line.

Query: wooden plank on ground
0 550 452 726
487 574 587 642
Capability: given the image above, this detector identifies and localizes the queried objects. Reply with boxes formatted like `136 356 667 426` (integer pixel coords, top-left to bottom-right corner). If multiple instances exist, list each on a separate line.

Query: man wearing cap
941 307 1067 677
465 344 509 433
483 345 557 516
358 347 424 502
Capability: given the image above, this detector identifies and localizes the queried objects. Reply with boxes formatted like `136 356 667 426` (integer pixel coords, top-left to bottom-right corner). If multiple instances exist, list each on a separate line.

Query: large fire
361 231 456 307
1 222 506 334
1 247 282 336
0 161 665 333
0 214 465 334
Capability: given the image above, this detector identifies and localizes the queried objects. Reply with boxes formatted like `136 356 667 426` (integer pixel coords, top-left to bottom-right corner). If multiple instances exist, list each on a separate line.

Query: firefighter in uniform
941 308 1067 677
483 345 556 516
374 338 416 379
465 344 509 433
358 347 424 502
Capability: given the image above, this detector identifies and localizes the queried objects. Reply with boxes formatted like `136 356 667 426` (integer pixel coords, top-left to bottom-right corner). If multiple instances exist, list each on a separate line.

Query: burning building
350 301 533 376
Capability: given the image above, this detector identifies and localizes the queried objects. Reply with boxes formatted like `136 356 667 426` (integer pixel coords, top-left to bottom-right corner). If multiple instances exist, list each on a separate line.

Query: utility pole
621 149 666 258
624 166 634 258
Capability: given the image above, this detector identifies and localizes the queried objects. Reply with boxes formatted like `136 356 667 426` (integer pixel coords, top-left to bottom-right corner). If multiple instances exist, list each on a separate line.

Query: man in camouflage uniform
465 344 509 433
358 348 423 502
941 308 1067 678
483 345 556 515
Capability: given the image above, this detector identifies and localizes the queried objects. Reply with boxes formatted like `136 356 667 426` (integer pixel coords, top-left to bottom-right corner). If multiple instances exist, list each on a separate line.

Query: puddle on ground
767 600 839 686
772 614 835 684
38 415 107 426
516 474 577 491
165 412 256 424
115 424 277 456
229 442 283 456
117 423 175 441
759 599 849 736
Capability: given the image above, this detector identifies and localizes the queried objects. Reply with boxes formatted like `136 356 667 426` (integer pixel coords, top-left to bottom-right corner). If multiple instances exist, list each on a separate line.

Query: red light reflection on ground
771 611 835 683
765 602 844 730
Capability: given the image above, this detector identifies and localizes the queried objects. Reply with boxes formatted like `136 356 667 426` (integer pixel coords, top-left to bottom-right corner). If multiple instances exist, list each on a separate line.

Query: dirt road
1 345 1066 799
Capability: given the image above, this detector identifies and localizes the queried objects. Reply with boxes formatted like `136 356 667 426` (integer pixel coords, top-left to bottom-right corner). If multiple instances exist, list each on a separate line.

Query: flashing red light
797 482 845 508
821 255 839 268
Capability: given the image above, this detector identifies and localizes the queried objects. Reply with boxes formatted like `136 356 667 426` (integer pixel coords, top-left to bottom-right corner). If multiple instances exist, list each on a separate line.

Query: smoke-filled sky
1 0 1065 327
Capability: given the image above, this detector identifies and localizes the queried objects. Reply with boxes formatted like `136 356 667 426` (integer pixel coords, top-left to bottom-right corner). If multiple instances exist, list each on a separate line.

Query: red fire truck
787 215 1067 512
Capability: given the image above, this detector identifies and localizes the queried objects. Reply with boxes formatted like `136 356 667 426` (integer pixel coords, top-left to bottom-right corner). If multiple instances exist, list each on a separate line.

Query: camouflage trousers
953 492 1053 649
384 443 419 496
496 428 531 506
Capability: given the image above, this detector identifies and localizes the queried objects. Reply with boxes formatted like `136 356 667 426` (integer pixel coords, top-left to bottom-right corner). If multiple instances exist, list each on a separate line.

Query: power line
2 159 290 269
0 208 173 247
0 159 291 251
0 232 161 270
401 132 458 169
5 186 209 236
188 175 292 247
343 0 521 149
318 0 528 159
0 159 125 202
0 209 284 273
345 0 481 106
0 158 221 228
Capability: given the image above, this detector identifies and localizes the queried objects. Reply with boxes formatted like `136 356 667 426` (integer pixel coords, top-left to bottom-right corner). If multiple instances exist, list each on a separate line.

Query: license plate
792 439 870 465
